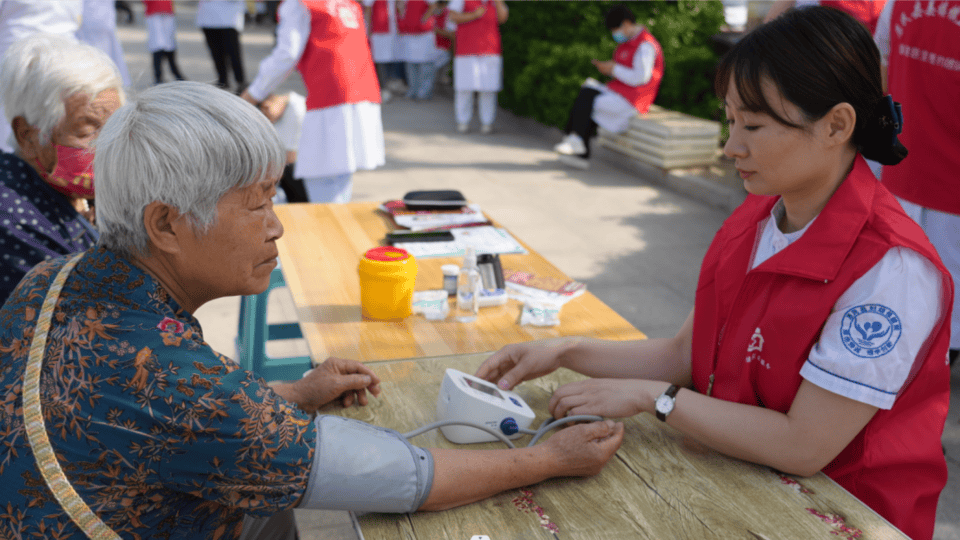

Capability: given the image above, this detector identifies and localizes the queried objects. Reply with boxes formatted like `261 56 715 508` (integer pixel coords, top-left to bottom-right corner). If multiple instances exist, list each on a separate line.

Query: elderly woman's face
173 177 284 302
27 88 122 175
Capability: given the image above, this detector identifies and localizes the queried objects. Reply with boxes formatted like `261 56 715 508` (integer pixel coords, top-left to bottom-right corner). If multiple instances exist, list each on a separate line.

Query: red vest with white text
297 0 381 110
369 0 390 34
692 156 951 540
606 29 663 114
455 0 501 56
143 0 173 16
819 0 886 32
397 0 433 34
881 0 960 215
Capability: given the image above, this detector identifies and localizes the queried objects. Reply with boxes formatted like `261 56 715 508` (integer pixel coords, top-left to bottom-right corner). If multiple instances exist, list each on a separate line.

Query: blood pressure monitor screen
464 377 503 400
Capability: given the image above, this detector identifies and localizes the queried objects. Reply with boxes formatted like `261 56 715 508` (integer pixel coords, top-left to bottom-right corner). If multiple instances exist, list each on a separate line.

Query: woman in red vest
143 0 185 85
242 0 384 203
554 4 664 170
874 0 960 368
476 7 952 539
447 0 508 133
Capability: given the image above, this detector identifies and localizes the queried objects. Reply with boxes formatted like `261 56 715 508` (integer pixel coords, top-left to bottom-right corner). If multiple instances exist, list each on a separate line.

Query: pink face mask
36 145 95 199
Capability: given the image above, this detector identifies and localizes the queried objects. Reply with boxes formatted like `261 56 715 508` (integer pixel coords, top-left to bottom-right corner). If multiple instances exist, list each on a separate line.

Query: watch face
656 394 672 414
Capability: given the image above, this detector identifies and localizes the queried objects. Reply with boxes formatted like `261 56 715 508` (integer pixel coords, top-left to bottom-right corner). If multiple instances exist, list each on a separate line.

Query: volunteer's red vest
819 0 886 33
369 0 390 34
692 156 951 540
435 9 451 50
297 0 381 110
397 0 433 34
881 0 960 215
606 29 664 115
455 0 501 56
143 0 173 16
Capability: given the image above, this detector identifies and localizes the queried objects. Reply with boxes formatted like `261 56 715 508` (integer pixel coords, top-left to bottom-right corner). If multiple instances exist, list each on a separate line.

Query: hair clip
876 95 903 147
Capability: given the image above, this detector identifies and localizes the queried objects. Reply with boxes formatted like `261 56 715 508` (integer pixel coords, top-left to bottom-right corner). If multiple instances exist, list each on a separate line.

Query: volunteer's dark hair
605 4 636 30
715 5 907 165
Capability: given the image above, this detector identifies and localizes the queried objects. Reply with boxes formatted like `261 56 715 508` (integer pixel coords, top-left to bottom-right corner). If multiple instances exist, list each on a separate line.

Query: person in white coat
76 0 132 87
0 0 83 153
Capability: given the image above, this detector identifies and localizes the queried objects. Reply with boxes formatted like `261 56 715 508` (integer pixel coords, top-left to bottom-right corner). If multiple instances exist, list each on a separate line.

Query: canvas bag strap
22 252 121 540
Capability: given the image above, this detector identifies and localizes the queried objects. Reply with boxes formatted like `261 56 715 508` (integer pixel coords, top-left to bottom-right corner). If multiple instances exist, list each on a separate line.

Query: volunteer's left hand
549 378 644 419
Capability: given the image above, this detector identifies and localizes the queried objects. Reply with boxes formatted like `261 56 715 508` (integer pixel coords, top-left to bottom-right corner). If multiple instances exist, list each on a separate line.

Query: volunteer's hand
277 357 382 413
549 378 644 419
541 420 624 476
591 59 615 76
475 339 571 390
258 93 289 123
472 5 486 20
239 89 259 106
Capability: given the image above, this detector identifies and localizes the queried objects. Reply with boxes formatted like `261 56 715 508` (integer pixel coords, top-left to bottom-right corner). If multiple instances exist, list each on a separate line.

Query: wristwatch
655 384 680 422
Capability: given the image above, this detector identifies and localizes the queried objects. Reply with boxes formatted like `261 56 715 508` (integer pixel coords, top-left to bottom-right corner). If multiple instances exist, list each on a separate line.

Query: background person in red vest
874 0 960 367
553 4 663 170
475 8 952 540
398 0 438 100
447 0 508 134
419 0 455 100
242 0 384 203
364 0 404 102
143 0 185 85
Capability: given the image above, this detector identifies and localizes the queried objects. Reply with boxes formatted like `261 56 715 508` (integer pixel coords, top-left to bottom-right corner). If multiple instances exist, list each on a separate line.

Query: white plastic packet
519 300 562 326
413 290 451 320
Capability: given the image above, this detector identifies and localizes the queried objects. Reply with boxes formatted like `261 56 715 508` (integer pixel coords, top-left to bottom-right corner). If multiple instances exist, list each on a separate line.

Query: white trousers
455 90 497 126
303 173 353 203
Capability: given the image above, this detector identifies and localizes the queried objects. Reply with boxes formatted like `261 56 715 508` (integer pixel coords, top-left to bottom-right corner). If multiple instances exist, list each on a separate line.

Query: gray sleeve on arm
297 416 434 513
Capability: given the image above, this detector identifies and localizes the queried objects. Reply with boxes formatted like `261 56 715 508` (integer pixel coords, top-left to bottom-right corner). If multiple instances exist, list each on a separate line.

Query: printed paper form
391 226 528 258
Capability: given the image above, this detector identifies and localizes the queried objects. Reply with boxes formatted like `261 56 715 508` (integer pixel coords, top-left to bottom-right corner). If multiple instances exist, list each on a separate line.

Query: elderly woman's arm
298 415 623 513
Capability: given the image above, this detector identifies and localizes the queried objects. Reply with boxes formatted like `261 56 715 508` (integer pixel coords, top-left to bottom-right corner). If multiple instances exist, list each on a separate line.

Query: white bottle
455 247 481 320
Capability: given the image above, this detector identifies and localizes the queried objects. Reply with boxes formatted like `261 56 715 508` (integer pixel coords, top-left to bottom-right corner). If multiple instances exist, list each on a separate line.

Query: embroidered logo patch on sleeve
840 304 902 358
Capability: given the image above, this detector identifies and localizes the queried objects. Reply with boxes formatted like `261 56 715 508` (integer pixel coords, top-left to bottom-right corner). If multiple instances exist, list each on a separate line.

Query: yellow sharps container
358 246 418 320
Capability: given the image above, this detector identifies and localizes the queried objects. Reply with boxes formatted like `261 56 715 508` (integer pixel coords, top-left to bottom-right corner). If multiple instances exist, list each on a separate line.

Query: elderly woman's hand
273 357 382 413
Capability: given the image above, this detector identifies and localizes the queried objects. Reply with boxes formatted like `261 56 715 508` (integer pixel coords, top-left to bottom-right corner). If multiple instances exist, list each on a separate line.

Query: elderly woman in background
0 33 124 305
0 81 624 539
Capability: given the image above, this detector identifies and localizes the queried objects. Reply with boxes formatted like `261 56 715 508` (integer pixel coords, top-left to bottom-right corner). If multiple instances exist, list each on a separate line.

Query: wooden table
335 353 908 540
275 203 645 362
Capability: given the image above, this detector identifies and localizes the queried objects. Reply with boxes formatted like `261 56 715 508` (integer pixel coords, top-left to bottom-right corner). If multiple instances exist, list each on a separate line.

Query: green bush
499 0 725 129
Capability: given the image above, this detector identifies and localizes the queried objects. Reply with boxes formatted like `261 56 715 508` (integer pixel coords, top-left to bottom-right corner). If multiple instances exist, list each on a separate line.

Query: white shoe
387 79 408 94
381 89 393 103
554 133 586 155
480 124 493 134
457 123 469 133
558 154 590 170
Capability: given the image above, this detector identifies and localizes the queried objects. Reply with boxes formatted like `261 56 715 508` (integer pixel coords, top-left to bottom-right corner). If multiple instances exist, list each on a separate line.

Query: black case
402 190 467 210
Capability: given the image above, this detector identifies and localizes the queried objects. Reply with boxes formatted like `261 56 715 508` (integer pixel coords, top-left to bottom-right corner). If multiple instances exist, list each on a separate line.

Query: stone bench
597 105 722 169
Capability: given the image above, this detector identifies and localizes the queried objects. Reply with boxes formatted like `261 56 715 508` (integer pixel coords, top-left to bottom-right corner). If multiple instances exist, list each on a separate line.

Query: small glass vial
441 264 459 297
455 247 481 320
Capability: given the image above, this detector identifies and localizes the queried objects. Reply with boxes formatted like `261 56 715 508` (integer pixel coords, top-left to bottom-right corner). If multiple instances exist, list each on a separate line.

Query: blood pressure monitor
436 368 536 444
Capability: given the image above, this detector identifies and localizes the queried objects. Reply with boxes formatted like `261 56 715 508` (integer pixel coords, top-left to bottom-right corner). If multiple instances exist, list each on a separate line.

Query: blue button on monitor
510 397 521 407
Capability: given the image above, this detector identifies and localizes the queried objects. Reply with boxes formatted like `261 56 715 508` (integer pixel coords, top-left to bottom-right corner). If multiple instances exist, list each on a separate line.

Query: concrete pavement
110 4 958 538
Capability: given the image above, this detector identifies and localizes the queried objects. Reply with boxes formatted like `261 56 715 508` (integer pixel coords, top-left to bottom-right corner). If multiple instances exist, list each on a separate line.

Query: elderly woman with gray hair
0 32 124 306
0 81 624 539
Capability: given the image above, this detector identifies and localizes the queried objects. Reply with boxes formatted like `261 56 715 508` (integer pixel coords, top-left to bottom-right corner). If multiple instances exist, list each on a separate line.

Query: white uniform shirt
363 0 401 62
752 199 944 409
76 0 131 86
196 0 245 31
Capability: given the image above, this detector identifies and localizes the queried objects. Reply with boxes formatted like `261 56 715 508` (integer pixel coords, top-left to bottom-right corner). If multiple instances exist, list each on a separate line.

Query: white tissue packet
520 300 562 326
413 290 450 320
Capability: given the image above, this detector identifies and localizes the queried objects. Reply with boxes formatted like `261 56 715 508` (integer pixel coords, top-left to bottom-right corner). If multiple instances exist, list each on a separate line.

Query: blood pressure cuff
297 416 434 513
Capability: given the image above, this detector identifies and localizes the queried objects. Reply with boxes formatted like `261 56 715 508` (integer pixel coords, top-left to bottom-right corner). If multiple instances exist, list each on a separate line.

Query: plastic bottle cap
441 264 460 276
364 246 411 261
462 246 477 268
